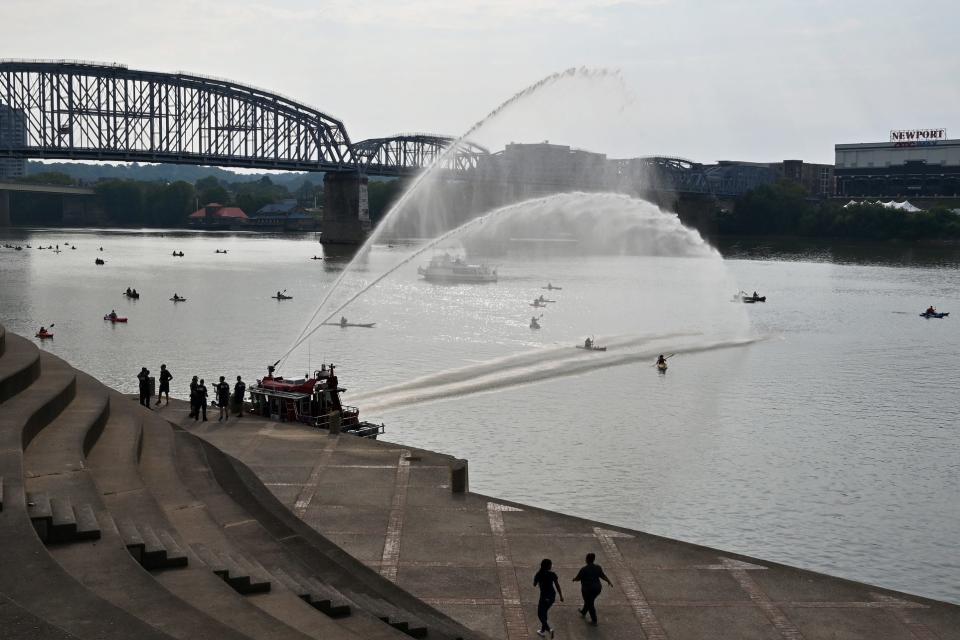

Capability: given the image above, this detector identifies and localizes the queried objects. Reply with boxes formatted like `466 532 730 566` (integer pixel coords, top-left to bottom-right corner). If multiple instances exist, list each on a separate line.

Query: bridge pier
0 190 10 227
321 172 370 245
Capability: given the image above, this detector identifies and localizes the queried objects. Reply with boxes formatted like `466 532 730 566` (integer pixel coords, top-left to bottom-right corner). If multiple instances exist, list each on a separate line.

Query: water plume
282 68 627 364
277 191 718 363
357 334 762 414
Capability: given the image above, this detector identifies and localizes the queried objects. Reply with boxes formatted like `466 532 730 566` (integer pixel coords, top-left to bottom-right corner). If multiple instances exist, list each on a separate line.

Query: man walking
215 376 230 421
233 376 246 416
137 367 151 409
155 364 172 406
573 552 613 626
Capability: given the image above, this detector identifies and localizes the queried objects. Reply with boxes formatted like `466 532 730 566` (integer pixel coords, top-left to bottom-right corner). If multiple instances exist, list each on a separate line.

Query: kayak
170 297 187 302
542 285 562 290
272 295 293 300
537 298 556 303
657 361 668 372
576 345 606 352
529 302 547 307
36 332 54 339
920 312 949 318
103 315 128 323
742 296 766 303
322 322 376 328
124 293 139 299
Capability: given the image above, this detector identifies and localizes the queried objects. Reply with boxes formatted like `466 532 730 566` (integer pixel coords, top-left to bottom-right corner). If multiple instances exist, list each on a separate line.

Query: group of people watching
189 374 246 421
135 366 245 421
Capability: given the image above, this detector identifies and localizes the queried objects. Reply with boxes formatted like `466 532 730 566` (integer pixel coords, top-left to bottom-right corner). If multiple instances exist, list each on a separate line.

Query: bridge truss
0 60 356 171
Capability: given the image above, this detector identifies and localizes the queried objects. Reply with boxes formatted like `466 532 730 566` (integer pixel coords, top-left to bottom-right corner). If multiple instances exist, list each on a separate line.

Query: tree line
12 171 405 228
716 181 960 241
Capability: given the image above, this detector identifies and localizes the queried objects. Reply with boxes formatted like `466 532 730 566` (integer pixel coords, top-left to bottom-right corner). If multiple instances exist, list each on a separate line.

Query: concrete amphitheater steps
172 424 418 640
181 421 475 640
0 340 177 640
20 368 258 640
85 394 323 640
0 326 41 404
137 410 365 640
181 424 474 640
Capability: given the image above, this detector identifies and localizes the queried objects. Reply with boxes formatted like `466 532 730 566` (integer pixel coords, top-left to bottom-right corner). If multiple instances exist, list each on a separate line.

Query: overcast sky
3 0 958 164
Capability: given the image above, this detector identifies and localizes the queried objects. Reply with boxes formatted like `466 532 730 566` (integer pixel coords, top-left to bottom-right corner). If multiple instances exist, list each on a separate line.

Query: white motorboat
417 254 497 283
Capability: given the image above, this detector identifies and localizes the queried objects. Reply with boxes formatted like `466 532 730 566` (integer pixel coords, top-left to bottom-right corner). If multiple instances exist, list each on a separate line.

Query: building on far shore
250 199 316 230
835 129 960 197
0 104 28 179
188 203 248 229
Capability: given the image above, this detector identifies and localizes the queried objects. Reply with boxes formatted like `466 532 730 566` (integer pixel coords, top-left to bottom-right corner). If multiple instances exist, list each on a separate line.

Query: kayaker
126 287 132 296
584 337 593 349
656 354 667 367
132 288 138 297
340 316 348 327
109 310 117 321
926 305 936 315
39 326 48 336
752 291 759 299
277 291 282 299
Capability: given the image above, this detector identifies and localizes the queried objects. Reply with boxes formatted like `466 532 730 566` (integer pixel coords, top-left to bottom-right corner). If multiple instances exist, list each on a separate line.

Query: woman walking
533 558 563 638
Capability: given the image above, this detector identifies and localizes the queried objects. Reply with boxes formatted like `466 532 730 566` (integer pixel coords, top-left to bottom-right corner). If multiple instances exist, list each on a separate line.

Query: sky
3 0 959 165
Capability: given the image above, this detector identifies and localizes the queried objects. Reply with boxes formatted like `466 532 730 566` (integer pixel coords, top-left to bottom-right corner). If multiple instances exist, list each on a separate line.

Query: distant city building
188 203 248 227
251 199 315 230
0 104 28 179
835 133 960 197
773 159 835 197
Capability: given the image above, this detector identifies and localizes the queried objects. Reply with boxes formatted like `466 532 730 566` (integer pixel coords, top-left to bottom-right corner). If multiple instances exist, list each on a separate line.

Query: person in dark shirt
155 364 172 406
233 376 246 416
215 376 230 421
197 379 208 421
572 552 612 625
136 367 151 409
189 376 200 419
533 558 562 637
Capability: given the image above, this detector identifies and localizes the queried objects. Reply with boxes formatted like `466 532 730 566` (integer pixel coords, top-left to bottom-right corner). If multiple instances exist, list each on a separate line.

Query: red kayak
36 332 54 339
103 315 128 323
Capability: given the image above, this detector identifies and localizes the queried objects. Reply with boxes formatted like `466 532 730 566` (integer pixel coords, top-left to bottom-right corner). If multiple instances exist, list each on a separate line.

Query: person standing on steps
215 376 230 421
233 376 246 417
533 558 563 638
198 379 209 421
155 364 172 406
573 552 612 626
137 367 151 409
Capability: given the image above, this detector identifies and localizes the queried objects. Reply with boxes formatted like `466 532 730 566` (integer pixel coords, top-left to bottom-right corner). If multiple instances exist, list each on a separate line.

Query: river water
1 227 958 604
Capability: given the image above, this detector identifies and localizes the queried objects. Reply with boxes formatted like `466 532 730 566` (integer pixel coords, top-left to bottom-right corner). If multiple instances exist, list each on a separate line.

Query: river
1 227 958 604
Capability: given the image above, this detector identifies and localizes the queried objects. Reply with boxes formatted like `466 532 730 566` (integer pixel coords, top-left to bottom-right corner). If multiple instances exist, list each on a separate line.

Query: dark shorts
218 396 230 406
159 383 170 393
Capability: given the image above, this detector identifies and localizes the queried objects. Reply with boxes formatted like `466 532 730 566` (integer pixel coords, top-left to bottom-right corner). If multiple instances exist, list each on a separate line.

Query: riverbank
157 396 960 639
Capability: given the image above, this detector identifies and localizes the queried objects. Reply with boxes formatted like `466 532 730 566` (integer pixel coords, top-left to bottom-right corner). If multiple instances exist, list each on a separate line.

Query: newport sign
890 128 947 142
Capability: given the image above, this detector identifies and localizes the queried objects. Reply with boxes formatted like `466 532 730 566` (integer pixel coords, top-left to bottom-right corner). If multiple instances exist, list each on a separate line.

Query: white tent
843 199 922 212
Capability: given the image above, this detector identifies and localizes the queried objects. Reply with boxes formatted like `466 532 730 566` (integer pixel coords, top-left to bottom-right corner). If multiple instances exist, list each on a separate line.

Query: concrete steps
0 337 177 640
0 329 41 405
26 493 101 544
188 431 473 640
116 518 189 570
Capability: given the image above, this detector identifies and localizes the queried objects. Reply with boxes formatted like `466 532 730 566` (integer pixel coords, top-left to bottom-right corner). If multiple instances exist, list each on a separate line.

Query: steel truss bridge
0 60 486 176
0 60 768 196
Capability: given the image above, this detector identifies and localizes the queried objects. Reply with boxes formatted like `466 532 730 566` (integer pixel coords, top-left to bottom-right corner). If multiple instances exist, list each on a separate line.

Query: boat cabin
247 364 384 438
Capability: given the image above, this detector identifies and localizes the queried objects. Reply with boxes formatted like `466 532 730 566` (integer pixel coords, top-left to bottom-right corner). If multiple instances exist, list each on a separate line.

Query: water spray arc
279 67 624 368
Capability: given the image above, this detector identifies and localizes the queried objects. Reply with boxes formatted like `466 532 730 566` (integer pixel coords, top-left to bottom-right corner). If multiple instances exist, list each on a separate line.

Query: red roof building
188 203 248 226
